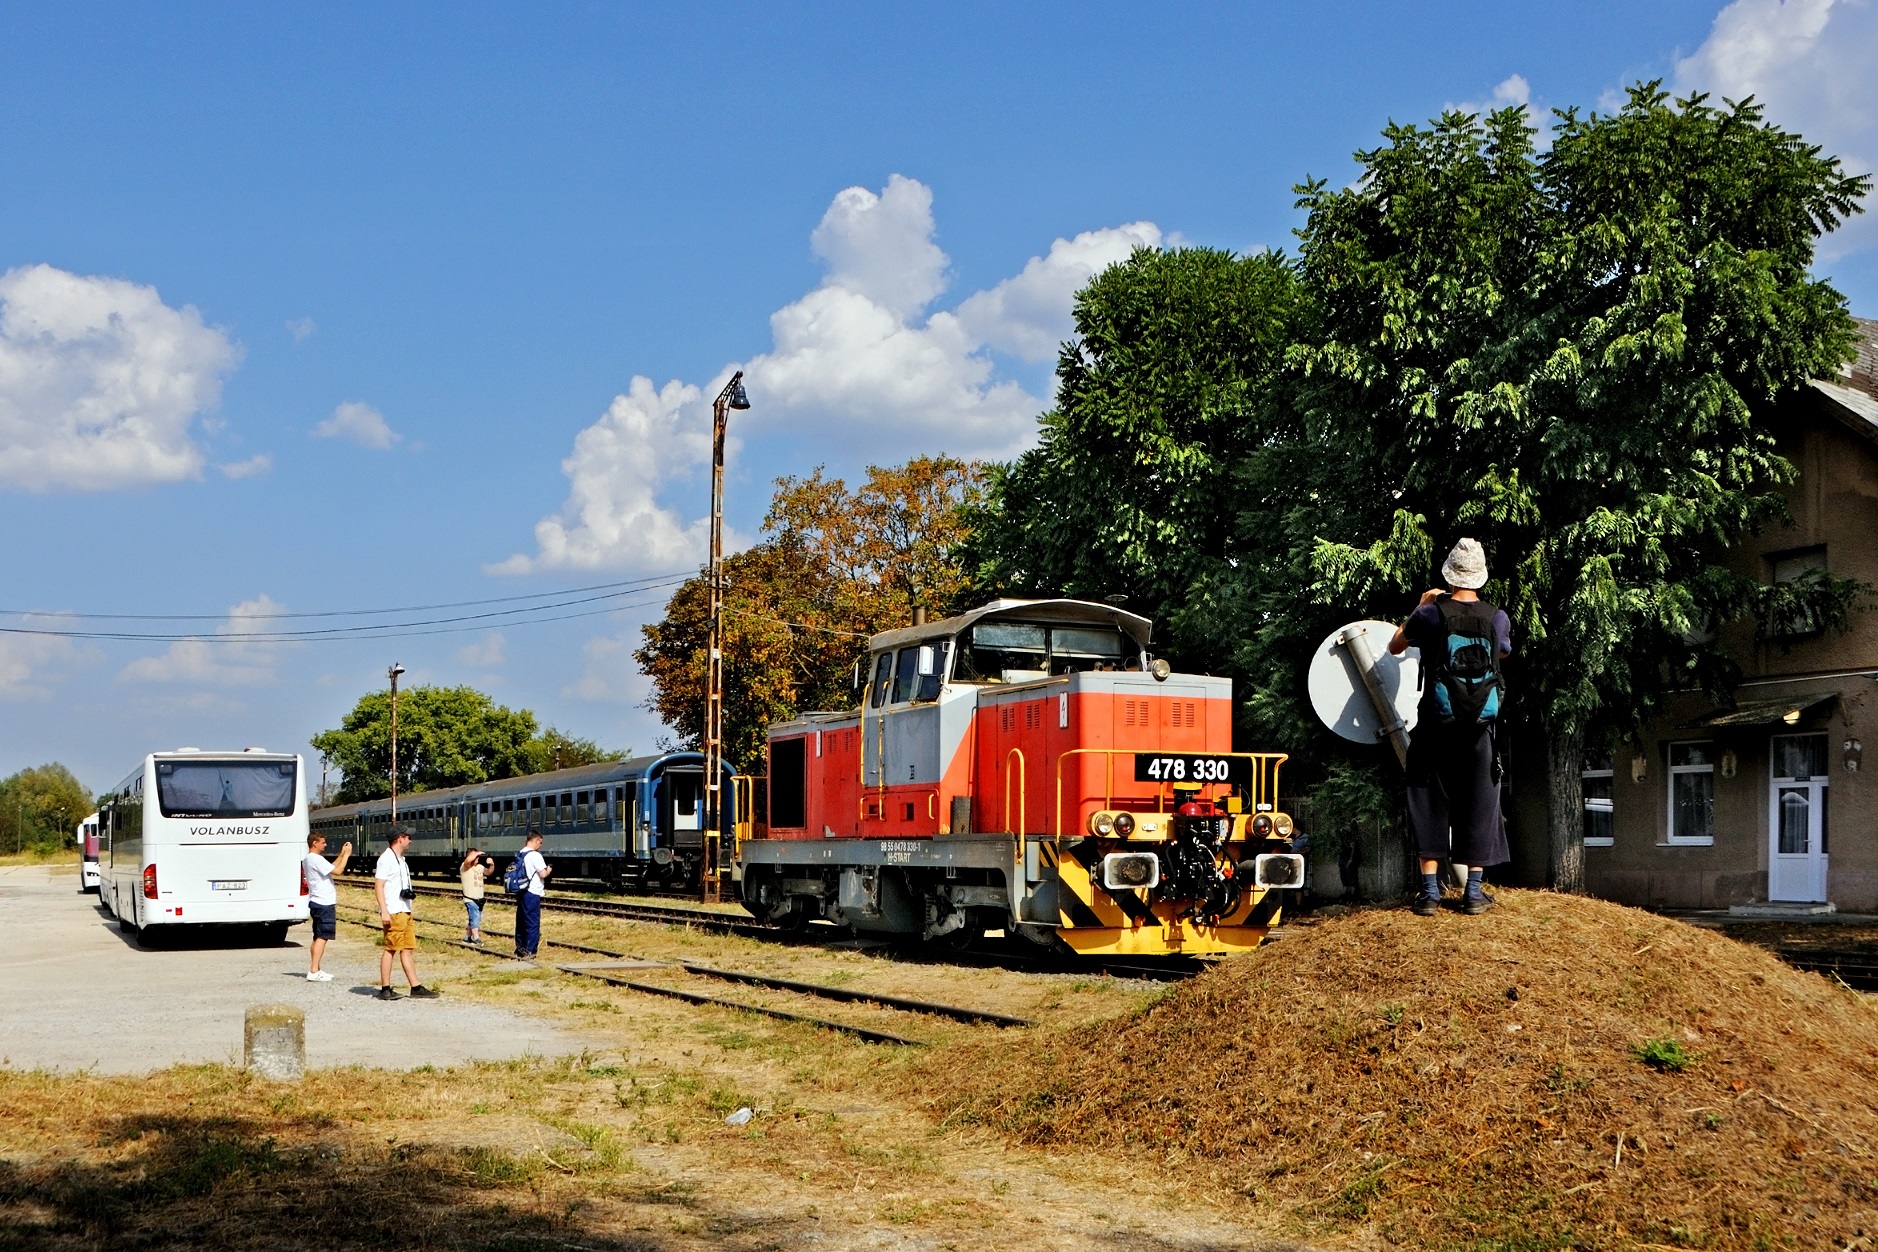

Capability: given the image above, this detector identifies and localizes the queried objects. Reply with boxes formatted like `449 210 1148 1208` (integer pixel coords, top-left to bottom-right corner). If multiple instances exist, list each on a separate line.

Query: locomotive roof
868 598 1153 653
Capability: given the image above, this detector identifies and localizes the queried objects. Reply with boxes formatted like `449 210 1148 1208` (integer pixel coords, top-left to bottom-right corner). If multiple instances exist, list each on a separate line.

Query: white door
1769 733 1829 903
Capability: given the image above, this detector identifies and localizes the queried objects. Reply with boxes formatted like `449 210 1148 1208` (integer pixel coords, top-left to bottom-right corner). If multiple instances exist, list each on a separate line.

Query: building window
1583 754 1614 847
1666 741 1716 845
1766 546 1829 638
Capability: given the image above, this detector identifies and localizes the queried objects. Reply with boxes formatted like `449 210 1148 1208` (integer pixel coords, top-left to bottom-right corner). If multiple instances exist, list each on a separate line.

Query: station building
1511 319 1878 912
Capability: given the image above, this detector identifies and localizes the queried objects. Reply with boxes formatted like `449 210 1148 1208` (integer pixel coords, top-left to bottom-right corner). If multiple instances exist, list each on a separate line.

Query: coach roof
867 598 1153 654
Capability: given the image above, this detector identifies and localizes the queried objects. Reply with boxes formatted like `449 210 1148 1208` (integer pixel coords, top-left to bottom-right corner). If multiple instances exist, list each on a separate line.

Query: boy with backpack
507 829 551 958
1389 538 1512 916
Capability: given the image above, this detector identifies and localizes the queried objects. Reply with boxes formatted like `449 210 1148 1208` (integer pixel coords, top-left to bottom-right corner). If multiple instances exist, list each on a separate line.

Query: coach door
1769 733 1829 903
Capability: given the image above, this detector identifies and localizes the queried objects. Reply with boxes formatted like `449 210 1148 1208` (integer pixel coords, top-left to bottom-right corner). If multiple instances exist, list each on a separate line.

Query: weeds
1634 1038 1701 1072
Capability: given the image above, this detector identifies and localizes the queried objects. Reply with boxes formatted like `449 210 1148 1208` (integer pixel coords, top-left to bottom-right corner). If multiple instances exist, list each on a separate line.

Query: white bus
77 811 100 893
98 749 309 945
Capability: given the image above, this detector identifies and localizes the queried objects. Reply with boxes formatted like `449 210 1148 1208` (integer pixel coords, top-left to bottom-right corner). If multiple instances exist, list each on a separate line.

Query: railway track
1775 948 1878 990
335 902 1029 1041
379 879 1203 983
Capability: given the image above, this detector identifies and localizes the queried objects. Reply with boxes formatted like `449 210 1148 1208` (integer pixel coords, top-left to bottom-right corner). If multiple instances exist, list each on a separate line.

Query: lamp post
703 370 750 902
387 663 406 827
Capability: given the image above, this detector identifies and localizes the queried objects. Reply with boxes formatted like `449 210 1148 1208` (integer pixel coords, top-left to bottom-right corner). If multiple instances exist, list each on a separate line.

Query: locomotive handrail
1052 749 1290 837
1004 748 1027 837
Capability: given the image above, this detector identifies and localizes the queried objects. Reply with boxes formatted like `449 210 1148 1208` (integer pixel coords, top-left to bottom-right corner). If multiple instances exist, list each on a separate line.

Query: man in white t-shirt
374 828 438 1001
513 828 552 959
302 832 352 980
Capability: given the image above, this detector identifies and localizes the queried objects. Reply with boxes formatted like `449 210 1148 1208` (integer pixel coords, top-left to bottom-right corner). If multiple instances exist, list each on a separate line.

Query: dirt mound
927 890 1878 1250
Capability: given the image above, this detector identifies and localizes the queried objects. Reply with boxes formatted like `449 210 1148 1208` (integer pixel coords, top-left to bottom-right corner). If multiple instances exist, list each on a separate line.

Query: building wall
1579 383 1878 910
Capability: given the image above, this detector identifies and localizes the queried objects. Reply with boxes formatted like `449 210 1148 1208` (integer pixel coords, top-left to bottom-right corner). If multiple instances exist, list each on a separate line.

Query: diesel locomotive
736 598 1304 955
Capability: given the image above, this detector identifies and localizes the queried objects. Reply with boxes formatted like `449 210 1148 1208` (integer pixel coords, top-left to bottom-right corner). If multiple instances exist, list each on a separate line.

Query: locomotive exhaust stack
738 597 1302 957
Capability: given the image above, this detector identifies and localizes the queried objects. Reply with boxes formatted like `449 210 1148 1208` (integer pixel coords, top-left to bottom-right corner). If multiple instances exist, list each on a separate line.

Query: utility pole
388 663 406 827
703 370 750 903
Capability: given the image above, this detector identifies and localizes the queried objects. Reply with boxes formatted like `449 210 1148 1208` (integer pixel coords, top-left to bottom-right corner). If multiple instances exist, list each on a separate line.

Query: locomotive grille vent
1024 704 1041 729
1173 702 1197 728
1000 707 1015 731
1123 699 1142 726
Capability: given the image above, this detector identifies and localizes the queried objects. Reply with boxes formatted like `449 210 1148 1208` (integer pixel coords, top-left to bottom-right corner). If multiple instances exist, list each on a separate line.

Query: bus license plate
1133 753 1249 786
210 880 250 891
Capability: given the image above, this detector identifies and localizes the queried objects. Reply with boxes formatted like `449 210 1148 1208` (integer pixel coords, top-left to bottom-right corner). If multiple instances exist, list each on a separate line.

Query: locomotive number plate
1133 754 1249 785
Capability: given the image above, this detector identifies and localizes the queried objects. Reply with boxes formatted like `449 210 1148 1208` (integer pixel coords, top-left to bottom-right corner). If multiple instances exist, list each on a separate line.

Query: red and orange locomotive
736 598 1303 955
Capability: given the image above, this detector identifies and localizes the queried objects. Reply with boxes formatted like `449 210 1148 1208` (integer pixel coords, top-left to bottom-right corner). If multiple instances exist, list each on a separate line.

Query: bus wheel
262 922 290 945
135 924 163 950
118 902 137 935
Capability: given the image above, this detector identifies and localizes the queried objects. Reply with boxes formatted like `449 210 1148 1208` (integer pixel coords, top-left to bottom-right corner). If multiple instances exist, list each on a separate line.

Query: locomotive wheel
924 921 983 953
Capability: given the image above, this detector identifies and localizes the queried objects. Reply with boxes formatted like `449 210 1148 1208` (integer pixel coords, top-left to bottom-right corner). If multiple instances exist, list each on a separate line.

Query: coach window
869 652 894 708
560 793 573 826
502 798 514 827
576 791 590 823
1666 742 1716 846
528 795 542 829
1582 754 1614 847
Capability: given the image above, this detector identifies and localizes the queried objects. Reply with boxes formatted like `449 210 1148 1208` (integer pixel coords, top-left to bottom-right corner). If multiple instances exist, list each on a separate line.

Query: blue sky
3 1 1874 798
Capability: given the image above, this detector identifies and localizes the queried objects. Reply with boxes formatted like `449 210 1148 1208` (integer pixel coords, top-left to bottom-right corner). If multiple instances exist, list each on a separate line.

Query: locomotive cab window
1049 626 1128 675
953 622 1133 684
869 652 894 707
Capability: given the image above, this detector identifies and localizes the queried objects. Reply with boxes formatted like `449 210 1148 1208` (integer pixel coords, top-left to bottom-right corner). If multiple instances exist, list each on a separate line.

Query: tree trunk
1545 722 1587 894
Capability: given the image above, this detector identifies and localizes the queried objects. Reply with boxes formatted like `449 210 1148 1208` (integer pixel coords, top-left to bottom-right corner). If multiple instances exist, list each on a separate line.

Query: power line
0 587 686 644
0 570 694 623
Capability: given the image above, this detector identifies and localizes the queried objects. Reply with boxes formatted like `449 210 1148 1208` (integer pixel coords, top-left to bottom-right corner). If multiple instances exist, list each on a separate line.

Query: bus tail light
300 864 309 895
142 864 158 899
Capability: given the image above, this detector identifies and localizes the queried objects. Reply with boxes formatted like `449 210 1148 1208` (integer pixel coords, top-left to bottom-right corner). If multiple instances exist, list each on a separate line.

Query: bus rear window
156 760 297 818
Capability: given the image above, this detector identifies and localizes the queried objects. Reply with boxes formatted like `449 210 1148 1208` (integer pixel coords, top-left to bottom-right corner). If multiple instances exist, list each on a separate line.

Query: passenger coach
98 748 310 945
312 752 737 889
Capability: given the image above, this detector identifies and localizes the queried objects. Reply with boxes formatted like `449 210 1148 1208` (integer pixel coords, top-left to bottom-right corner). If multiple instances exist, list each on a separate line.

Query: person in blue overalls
1388 538 1512 916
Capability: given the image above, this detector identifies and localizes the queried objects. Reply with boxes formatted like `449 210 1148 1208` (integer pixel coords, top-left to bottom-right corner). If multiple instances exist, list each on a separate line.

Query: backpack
1425 598 1503 725
502 855 532 895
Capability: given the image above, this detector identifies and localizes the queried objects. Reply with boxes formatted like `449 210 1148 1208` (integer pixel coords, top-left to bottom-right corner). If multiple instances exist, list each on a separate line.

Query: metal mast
703 371 750 902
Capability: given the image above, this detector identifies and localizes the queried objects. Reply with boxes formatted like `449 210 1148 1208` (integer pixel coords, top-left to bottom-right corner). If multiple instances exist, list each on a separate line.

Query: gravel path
0 864 603 1074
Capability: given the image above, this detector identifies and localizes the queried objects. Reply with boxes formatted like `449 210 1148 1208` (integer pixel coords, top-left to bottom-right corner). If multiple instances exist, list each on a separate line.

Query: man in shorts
374 828 439 1001
303 831 352 980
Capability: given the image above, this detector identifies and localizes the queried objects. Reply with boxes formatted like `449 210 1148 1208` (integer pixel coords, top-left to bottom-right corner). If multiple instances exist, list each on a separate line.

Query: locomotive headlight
1251 814 1275 838
1253 853 1305 889
1089 811 1116 836
1102 851 1161 891
1273 812 1294 837
1112 812 1136 837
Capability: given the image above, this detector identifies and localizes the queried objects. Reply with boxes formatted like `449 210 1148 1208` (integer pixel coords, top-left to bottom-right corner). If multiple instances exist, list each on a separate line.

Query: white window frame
1664 740 1716 847
1582 758 1614 847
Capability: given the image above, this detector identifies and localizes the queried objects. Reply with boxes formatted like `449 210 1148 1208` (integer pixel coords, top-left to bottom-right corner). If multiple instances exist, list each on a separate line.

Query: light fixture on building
1846 738 1863 773
1720 749 1738 779
1631 754 1647 784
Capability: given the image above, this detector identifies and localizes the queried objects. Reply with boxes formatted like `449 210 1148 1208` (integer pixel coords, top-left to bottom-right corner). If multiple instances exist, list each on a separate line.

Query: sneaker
375 986 400 1001
515 950 535 960
1462 892 1496 916
409 985 440 999
1411 894 1440 916
307 970 333 982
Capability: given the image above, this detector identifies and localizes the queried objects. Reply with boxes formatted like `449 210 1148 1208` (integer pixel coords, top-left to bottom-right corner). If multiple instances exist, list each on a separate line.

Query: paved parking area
0 865 601 1074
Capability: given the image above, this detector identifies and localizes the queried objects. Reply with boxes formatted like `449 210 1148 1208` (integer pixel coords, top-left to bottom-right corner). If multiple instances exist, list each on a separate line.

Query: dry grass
919 889 1878 1250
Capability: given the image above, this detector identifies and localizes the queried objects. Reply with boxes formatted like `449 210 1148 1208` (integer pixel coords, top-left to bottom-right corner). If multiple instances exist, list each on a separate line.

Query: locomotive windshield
954 622 1132 684
156 759 298 818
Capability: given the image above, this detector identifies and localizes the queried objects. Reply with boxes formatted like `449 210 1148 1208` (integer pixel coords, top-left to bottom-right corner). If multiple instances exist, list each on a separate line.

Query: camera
399 888 416 901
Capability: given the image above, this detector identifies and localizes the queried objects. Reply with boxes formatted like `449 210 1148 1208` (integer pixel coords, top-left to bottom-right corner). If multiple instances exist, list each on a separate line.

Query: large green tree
311 686 623 804
975 87 1867 889
969 247 1302 680
0 763 94 855
1294 86 1866 890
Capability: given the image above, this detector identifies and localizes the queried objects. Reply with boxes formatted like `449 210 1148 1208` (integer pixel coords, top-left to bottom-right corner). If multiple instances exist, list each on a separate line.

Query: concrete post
244 1003 305 1081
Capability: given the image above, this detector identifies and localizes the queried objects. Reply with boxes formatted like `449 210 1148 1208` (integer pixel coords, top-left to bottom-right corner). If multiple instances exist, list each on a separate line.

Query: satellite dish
1308 620 1420 746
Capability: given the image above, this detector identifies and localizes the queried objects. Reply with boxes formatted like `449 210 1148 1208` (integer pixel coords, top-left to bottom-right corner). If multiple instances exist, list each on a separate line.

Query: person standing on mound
1389 537 1512 916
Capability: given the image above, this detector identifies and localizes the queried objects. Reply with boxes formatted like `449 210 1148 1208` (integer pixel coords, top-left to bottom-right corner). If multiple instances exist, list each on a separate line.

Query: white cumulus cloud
0 629 85 700
312 401 400 449
495 175 1165 573
119 595 295 687
1676 0 1878 255
218 453 273 479
0 264 239 491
